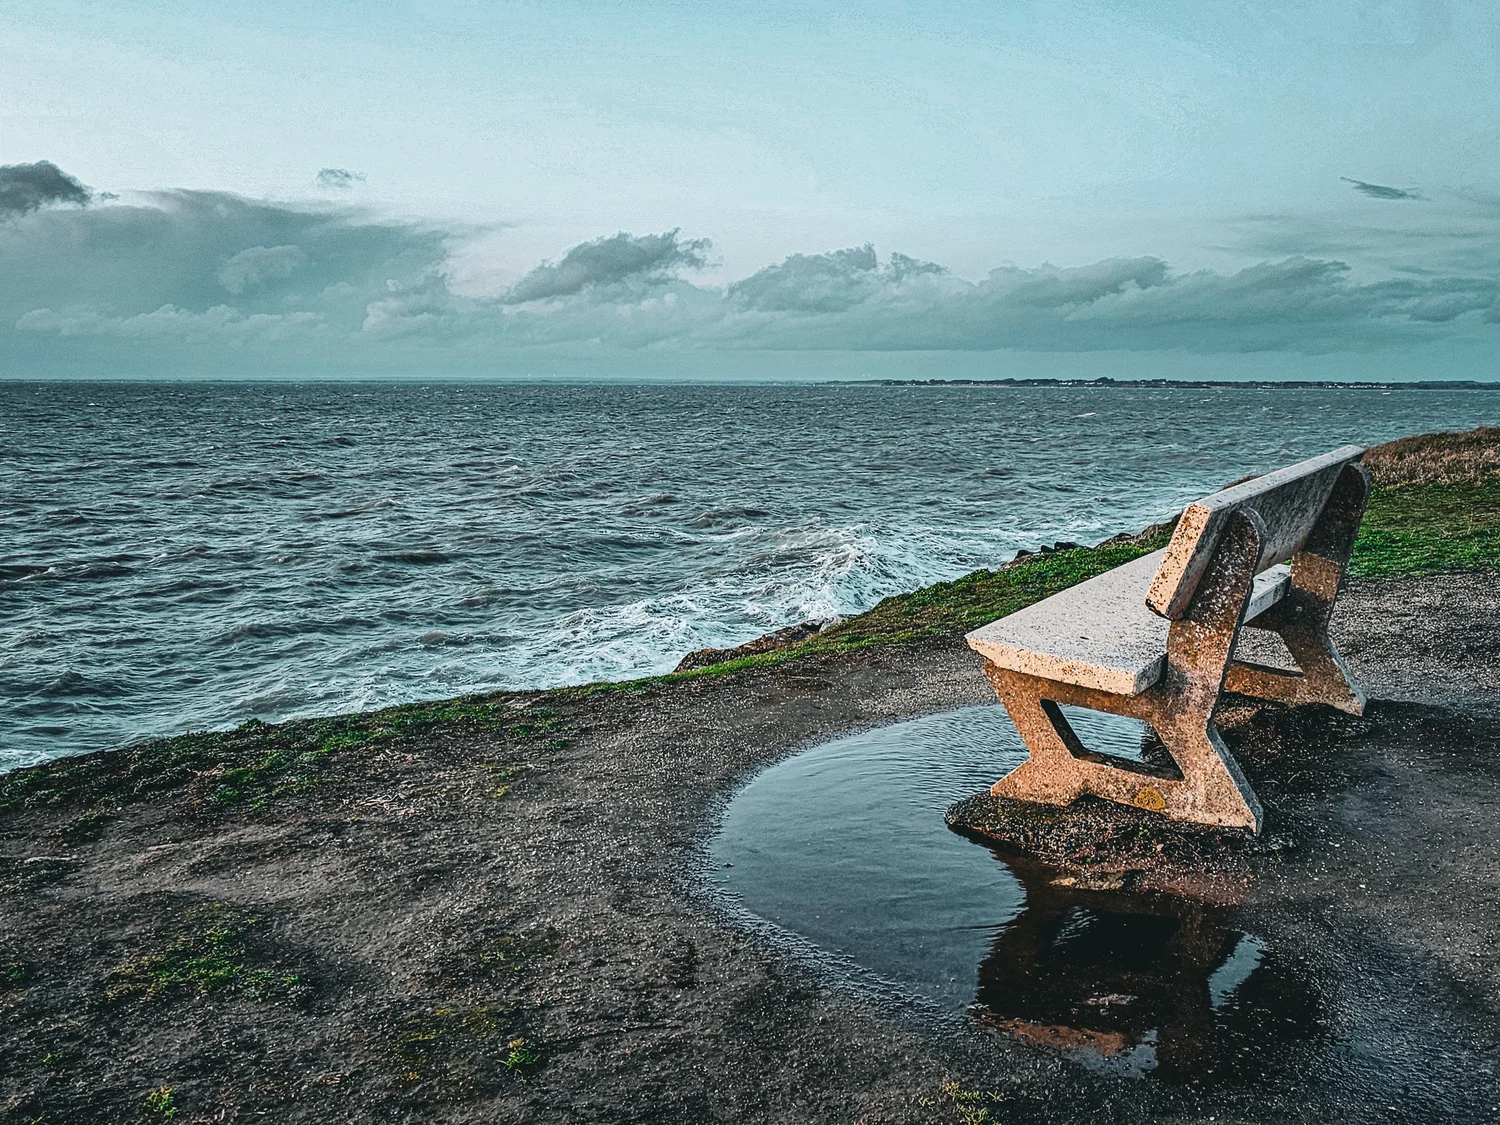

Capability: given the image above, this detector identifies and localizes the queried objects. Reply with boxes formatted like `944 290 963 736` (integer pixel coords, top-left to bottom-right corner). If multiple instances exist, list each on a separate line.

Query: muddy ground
2 572 1498 1124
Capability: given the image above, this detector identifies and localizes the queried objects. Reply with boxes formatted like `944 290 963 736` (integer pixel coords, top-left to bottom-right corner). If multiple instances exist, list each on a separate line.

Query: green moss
812 531 1173 649
1350 477 1500 578
575 473 1499 689
59 808 112 843
472 933 556 976
105 905 304 1004
567 529 1176 696
660 474 1500 679
0 698 567 816
500 1037 543 1078
940 1081 1006 1125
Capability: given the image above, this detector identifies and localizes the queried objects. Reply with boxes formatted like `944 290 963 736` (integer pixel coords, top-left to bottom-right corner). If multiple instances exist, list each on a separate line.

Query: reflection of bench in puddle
973 857 1322 1083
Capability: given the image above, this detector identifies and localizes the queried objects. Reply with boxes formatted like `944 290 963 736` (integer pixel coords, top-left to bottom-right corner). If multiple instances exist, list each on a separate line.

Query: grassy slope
3 427 1496 813
1349 477 1500 579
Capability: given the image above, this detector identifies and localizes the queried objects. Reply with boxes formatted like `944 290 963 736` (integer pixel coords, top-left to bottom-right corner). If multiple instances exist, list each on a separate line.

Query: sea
2 379 1495 771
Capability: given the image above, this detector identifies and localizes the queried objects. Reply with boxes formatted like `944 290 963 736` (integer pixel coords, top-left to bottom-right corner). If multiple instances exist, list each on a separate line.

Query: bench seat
966 549 1292 696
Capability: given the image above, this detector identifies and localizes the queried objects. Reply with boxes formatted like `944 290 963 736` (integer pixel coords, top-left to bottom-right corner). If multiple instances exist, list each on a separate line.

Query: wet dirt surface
1 573 1497 1123
712 693 1500 1118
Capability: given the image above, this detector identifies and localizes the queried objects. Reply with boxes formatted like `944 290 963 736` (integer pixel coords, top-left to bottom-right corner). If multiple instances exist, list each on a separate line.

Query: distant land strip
849 377 1500 390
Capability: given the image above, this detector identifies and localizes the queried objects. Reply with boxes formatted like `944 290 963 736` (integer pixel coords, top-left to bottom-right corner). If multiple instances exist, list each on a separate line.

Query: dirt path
2 573 1498 1123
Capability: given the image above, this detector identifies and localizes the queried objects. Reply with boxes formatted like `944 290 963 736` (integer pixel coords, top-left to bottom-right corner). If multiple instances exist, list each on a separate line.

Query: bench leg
982 509 1267 833
984 666 1263 832
1227 462 1369 716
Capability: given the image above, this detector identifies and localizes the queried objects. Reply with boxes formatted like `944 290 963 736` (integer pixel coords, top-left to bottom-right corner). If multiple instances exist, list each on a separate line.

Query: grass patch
812 529 1173 649
659 447 1500 678
500 1037 543 1078
394 929 554 1094
534 463 1500 695
940 1081 1007 1124
58 808 113 843
105 905 306 1004
471 932 557 978
566 526 1176 696
3 959 35 990
394 1004 543 1092
1362 425 1500 487
1350 477 1500 578
141 1085 177 1120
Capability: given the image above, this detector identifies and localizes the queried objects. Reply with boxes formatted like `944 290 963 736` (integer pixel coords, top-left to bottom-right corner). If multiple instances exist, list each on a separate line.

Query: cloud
728 244 880 313
360 277 481 339
17 304 320 342
0 160 93 216
315 168 367 190
217 244 309 294
726 244 949 313
886 251 946 282
2 163 1497 374
0 182 449 350
1342 177 1421 201
504 229 712 304
697 246 1497 354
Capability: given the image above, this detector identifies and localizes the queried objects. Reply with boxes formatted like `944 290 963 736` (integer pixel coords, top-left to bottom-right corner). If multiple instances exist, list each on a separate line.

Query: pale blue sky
4 1 1500 378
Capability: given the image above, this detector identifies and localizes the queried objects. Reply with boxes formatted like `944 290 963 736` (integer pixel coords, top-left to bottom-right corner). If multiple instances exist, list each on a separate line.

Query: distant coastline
853 376 1500 390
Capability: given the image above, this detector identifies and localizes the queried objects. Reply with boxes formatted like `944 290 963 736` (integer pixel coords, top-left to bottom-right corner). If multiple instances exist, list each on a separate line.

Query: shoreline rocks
672 618 841 672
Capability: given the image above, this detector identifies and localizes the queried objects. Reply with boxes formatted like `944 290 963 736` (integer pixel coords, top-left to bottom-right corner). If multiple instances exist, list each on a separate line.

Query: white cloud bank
4 162 1499 376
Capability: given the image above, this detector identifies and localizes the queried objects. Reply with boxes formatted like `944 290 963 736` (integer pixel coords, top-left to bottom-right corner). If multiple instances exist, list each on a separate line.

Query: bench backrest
1146 445 1365 619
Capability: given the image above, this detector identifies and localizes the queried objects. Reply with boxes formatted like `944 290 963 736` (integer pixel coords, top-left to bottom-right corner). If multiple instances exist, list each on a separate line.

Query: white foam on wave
483 516 1041 689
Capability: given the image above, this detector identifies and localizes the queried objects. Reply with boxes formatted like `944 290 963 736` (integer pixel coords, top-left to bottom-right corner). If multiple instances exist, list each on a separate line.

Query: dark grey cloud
315 167 367 190
0 160 93 216
2 176 451 369
1 186 445 319
504 229 711 304
886 251 946 282
728 244 880 313
1222 192 1500 286
1342 176 1421 201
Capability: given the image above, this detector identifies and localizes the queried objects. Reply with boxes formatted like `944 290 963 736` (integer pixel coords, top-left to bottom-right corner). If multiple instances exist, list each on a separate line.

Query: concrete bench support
1223 462 1370 715
969 451 1369 834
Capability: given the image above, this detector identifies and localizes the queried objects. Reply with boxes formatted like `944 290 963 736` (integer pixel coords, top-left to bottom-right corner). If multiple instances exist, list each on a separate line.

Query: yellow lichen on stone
1134 785 1167 812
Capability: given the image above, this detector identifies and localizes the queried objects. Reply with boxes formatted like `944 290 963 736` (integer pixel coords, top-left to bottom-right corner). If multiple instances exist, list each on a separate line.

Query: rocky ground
2 568 1498 1124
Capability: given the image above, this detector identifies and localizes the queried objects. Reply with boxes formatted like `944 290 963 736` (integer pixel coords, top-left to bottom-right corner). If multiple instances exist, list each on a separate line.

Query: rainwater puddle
708 704 1319 1084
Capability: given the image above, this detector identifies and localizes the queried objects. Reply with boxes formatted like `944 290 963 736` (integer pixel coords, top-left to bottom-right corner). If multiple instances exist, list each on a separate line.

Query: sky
4 0 1500 380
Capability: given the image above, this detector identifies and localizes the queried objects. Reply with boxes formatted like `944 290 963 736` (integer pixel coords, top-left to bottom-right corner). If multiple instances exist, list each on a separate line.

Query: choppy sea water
2 380 1495 769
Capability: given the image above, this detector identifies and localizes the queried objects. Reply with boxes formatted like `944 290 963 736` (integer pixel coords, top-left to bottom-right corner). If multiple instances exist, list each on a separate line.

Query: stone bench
966 446 1370 833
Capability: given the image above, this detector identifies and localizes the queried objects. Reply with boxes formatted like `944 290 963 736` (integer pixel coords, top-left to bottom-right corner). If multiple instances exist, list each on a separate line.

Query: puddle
708 704 1320 1083
973 857 1319 1082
